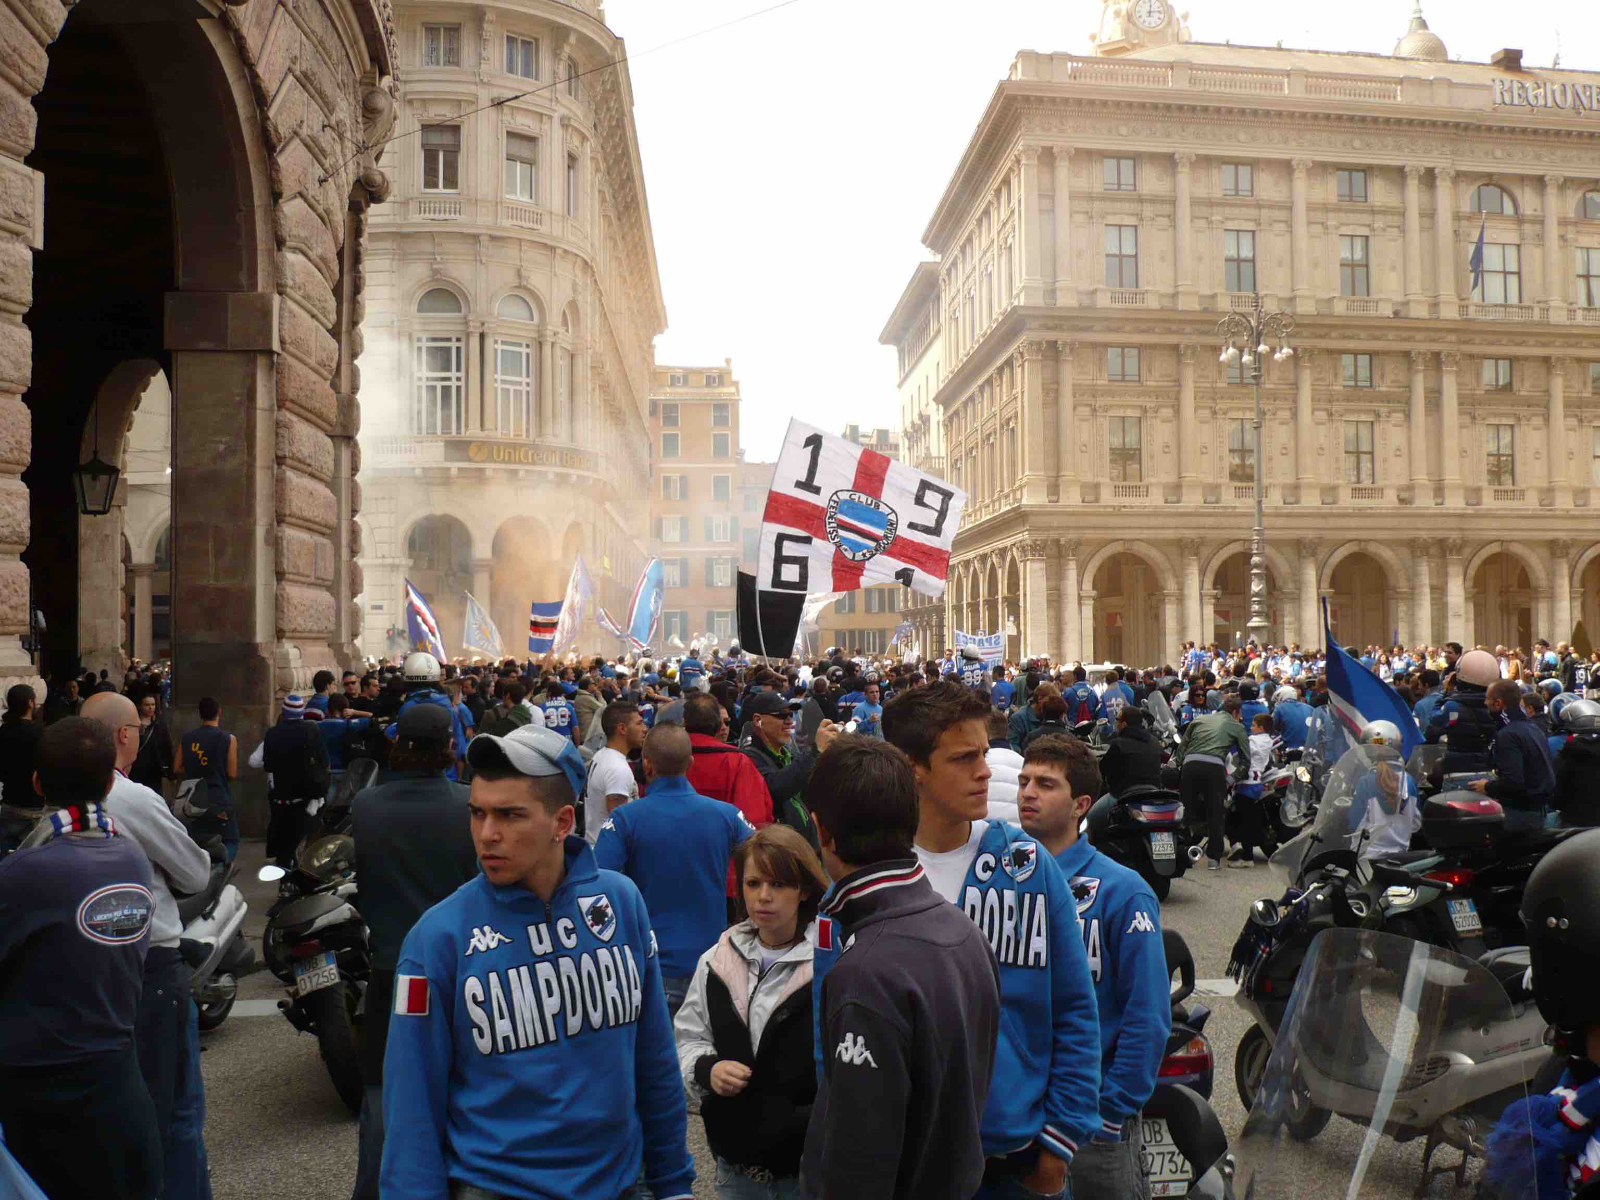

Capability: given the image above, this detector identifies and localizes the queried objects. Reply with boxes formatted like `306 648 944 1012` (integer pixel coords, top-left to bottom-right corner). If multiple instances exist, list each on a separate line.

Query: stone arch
490 515 560 660
1572 543 1600 593
1468 179 1521 216
1316 539 1410 593
411 279 473 315
399 510 480 564
1200 540 1295 594
492 287 548 326
1080 539 1179 595
1463 541 1550 596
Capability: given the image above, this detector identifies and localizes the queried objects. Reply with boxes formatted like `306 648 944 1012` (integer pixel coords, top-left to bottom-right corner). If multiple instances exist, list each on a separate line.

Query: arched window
417 287 463 314
490 293 539 439
1581 191 1600 220
497 294 535 321
1471 184 1518 216
414 288 465 434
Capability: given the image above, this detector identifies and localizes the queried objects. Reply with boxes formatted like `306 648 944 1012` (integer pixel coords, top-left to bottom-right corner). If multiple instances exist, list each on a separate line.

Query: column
1396 588 1414 650
471 557 494 616
464 324 482 433
1291 158 1314 313
1408 350 1429 496
131 564 155 664
1021 541 1050 660
1439 352 1462 505
1295 350 1316 495
1019 341 1048 503
1161 592 1179 665
1056 341 1076 491
1175 152 1196 309
1550 355 1569 503
1299 539 1320 650
1180 538 1201 645
1410 542 1433 647
1544 174 1564 308
1403 165 1426 316
1079 591 1096 663
1053 148 1075 305
1552 539 1573 645
539 333 555 436
1444 538 1467 645
1434 167 1457 313
1059 539 1081 662
1019 148 1046 305
1202 590 1219 643
1179 346 1200 502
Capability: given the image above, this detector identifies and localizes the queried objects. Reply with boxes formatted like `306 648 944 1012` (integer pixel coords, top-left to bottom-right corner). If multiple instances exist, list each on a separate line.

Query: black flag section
737 571 804 658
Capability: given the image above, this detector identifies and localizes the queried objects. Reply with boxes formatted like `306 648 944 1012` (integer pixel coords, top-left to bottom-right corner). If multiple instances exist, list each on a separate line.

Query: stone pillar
1552 539 1573 645
1079 591 1096 663
464 323 484 433
471 557 494 621
1439 352 1462 505
1181 539 1201 645
1444 539 1467 645
1053 149 1074 305
539 333 556 436
1018 341 1048 503
1435 167 1457 312
1202 589 1219 644
1175 152 1196 309
1291 158 1314 313
1404 165 1426 316
1179 346 1200 502
1059 539 1081 662
1056 341 1075 490
1299 540 1320 649
1161 591 1179 665
1295 350 1316 492
1550 356 1569 503
1019 148 1046 306
1545 174 1564 308
1408 351 1429 495
1410 543 1433 648
131 564 155 664
1021 541 1050 659
78 490 129 678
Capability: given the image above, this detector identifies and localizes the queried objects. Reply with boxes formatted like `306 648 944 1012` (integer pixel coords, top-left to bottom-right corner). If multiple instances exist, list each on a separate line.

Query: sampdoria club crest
1001 840 1038 884
578 894 617 943
824 490 899 563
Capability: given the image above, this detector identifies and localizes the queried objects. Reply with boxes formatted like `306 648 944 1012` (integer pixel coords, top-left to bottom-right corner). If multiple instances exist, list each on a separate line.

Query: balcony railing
414 196 462 220
1450 301 1549 322
1105 288 1149 308
1111 482 1150 500
1334 296 1390 317
1492 486 1527 503
502 201 545 230
1348 485 1385 502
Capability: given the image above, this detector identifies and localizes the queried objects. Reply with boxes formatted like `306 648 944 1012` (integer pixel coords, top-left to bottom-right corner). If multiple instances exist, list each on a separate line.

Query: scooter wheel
196 973 237 1032
1143 867 1171 902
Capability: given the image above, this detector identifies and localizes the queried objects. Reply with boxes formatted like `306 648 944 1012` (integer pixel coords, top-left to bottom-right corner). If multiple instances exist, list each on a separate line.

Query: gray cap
396 703 453 742
466 723 587 802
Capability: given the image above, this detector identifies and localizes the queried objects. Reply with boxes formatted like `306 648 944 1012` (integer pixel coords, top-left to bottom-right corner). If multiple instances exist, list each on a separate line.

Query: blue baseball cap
466 723 587 805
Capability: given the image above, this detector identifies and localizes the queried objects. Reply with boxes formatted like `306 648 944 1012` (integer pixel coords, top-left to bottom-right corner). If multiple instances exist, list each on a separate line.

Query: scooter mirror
1250 898 1281 927
257 864 287 882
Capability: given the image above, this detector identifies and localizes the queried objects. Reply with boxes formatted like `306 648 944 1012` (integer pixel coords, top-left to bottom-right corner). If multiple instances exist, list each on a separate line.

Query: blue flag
625 558 664 653
461 591 504 659
1469 216 1487 296
405 579 447 662
1322 599 1421 759
528 601 561 655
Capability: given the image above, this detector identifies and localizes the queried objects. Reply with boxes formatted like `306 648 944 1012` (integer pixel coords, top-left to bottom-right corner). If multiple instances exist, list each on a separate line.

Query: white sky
604 0 1592 460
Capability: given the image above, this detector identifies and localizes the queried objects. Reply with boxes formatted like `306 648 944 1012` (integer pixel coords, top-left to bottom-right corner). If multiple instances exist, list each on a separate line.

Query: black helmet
1521 828 1600 1031
1239 682 1258 702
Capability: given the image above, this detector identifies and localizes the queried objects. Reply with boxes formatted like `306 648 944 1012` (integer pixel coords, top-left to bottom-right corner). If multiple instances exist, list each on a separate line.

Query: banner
757 419 966 600
952 629 1004 666
1322 599 1422 759
625 558 665 653
799 591 845 633
528 601 561 655
461 592 504 659
405 579 447 662
597 607 628 642
736 571 805 659
553 554 595 657
892 621 914 646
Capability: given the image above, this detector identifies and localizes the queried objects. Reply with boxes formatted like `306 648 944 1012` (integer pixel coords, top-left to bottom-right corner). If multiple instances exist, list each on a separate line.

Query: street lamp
1217 294 1294 643
74 400 120 516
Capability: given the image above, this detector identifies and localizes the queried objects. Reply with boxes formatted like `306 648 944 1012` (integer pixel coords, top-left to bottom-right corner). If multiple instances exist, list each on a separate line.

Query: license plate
1448 898 1482 935
1151 831 1176 861
293 951 340 996
1140 1117 1193 1195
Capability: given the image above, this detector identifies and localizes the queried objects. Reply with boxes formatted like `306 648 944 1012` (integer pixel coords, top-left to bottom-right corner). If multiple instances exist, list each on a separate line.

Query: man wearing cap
741 691 838 855
249 694 332 868
382 723 694 1200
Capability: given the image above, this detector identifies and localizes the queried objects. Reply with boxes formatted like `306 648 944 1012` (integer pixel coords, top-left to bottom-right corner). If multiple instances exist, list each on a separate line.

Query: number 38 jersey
541 698 579 744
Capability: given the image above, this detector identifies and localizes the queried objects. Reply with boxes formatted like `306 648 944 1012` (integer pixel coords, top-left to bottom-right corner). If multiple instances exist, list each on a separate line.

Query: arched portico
1080 540 1179 666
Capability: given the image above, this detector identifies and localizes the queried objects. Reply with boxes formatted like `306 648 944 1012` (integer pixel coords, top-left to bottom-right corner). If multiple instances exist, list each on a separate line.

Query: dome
1393 3 1447 62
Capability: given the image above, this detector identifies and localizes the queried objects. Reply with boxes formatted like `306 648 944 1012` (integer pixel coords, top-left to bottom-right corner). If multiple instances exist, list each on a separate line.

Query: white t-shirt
584 747 637 846
915 821 987 904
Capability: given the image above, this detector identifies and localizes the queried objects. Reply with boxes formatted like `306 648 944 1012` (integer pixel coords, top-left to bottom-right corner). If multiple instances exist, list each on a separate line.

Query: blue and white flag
1469 216 1487 295
553 555 595 658
892 620 914 646
461 591 504 659
597 606 628 642
405 579 447 662
625 558 665 653
952 628 1004 666
529 601 561 655
1322 599 1421 758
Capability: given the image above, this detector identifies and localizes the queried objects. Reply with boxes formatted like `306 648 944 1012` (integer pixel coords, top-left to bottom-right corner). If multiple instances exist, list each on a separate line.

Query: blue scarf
46 803 116 839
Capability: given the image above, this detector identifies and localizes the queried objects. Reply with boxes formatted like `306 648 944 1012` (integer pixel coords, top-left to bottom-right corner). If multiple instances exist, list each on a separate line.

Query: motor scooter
1086 783 1186 900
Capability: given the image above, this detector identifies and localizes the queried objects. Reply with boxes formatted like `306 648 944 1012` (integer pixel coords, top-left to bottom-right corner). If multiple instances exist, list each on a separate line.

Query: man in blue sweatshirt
883 681 1102 1200
1018 735 1171 1199
381 722 694 1200
595 722 753 1017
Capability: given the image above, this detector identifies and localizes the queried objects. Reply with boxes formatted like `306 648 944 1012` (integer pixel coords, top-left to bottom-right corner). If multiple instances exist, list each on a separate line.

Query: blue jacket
1063 681 1099 724
1413 690 1444 728
380 839 694 1200
1272 700 1314 749
318 716 372 772
1052 838 1170 1135
593 775 752 978
1486 711 1557 811
992 680 1015 711
679 657 704 685
1098 682 1136 721
1240 700 1269 730
388 689 470 781
1176 702 1203 730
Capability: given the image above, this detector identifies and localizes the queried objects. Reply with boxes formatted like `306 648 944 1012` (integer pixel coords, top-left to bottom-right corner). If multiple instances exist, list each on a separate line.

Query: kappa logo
464 925 512 956
835 1032 878 1068
824 489 899 563
1001 839 1038 884
1069 875 1101 917
1127 910 1156 934
578 894 617 943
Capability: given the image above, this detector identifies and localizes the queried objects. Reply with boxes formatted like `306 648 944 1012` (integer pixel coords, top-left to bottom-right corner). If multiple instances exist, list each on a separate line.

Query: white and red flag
757 420 966 599
393 973 430 1016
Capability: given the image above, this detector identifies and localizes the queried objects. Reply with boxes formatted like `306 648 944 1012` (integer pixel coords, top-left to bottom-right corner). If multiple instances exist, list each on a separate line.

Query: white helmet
1274 686 1300 703
1455 649 1501 689
1359 720 1403 747
402 651 442 684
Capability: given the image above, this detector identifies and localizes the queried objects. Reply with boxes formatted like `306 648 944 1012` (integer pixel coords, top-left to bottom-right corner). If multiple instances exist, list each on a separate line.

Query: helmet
960 645 983 662
1455 649 1500 689
1358 720 1403 747
827 666 845 683
402 651 442 685
1539 678 1564 701
1522 828 1600 1031
1562 698 1600 734
1550 692 1583 730
1239 682 1258 702
1274 686 1300 703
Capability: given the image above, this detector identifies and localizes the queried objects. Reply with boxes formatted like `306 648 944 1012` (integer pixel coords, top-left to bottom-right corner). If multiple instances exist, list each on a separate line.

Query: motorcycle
168 780 257 1030
1087 783 1186 900
1232 927 1547 1199
1161 929 1214 1100
1141 1083 1235 1199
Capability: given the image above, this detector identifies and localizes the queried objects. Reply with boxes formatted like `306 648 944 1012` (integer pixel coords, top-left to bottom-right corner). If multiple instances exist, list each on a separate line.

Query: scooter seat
1478 947 1535 1006
176 863 228 926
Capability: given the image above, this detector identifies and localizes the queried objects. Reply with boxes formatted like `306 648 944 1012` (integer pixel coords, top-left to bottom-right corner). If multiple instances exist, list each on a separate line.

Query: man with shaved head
595 722 756 1017
82 690 214 1198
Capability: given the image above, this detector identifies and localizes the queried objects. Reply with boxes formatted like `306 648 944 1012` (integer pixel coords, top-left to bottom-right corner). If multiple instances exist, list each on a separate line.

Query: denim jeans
661 975 691 1021
454 1186 638 1200
166 1000 213 1200
972 1175 1069 1200
1068 1123 1146 1200
713 1159 803 1199
352 1083 383 1200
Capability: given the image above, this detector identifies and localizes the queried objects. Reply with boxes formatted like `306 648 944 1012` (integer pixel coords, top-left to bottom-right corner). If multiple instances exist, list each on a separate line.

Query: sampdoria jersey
541 697 580 743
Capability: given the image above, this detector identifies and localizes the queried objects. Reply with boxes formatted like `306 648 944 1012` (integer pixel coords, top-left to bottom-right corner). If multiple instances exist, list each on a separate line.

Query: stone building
919 2 1600 667
4 0 399 815
356 0 664 660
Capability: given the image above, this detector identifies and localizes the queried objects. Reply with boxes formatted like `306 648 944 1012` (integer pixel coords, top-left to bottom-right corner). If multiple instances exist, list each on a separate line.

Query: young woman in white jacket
674 824 830 1199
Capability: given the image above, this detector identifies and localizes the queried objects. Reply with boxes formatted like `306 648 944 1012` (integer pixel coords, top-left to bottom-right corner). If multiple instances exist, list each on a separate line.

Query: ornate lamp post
1217 295 1294 644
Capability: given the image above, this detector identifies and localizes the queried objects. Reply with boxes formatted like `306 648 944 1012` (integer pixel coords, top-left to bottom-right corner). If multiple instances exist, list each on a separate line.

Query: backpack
1070 685 1097 726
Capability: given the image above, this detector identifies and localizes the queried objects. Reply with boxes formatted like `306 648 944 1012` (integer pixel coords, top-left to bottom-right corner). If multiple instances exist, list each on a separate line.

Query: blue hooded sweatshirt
380 837 694 1200
388 688 470 780
1051 838 1171 1137
1272 699 1314 749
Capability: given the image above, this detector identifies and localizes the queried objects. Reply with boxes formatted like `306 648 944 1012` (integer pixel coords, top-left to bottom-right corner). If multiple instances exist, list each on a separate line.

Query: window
566 153 580 217
668 373 686 386
493 339 533 437
1105 225 1139 288
1224 229 1256 293
1107 346 1140 382
659 515 688 544
705 373 723 386
704 558 734 588
662 611 689 641
565 58 579 98
661 432 679 457
712 474 730 502
497 294 534 322
1339 235 1370 297
743 490 760 513
1343 421 1375 484
1225 356 1244 384
505 35 539 79
661 474 688 500
1342 353 1373 388
1482 358 1513 391
1584 192 1600 220
1227 418 1255 483
866 588 900 614
1109 416 1142 482
743 527 759 560
712 432 730 458
421 126 460 192
709 514 735 543
661 402 678 427
1579 248 1600 306
662 559 684 588
414 336 464 434
417 287 462 314
1103 157 1136 191
1472 184 1518 215
422 24 459 66
1474 244 1522 303
504 132 538 201
1221 163 1254 197
1486 424 1516 485
834 593 857 615
1593 427 1600 486
1591 362 1600 392
712 402 729 426
1336 169 1368 203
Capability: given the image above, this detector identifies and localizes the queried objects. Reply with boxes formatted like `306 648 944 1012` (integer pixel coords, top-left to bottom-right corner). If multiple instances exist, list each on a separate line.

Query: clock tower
1091 0 1191 56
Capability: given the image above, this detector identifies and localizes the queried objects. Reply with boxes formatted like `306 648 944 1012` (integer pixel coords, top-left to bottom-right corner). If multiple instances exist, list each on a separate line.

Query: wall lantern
74 402 120 516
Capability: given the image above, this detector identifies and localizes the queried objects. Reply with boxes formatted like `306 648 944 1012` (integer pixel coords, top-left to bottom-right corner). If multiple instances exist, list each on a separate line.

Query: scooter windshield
1234 927 1541 1200
1269 744 1411 883
1147 689 1178 738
